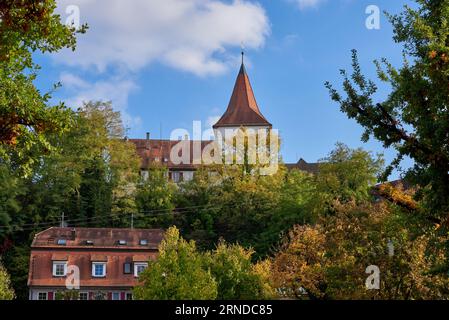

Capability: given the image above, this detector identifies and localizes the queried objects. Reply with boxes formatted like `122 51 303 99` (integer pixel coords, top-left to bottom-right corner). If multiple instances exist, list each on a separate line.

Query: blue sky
36 0 415 178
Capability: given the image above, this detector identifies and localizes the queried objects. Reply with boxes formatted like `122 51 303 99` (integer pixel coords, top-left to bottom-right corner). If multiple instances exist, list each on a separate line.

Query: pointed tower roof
213 57 271 129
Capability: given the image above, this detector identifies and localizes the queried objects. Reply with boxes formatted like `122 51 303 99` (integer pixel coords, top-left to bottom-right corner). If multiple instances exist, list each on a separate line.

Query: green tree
311 143 384 215
206 242 274 300
0 258 15 300
7 101 140 233
325 1 449 216
0 0 87 174
133 227 217 300
135 165 176 228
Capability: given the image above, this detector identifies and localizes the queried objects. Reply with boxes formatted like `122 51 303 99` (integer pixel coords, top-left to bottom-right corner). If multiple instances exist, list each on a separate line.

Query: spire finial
240 42 245 65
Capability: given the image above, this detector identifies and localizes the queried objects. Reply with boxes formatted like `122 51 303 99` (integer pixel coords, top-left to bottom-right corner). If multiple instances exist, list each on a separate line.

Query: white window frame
79 292 89 300
92 262 107 277
52 261 67 277
134 262 148 277
37 292 48 300
111 292 121 300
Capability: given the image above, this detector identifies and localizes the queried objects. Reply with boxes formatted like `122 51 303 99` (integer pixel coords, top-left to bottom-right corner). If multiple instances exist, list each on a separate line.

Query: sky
35 0 415 179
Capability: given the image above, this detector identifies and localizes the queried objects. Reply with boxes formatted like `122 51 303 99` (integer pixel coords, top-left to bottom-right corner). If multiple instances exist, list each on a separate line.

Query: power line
0 203 241 232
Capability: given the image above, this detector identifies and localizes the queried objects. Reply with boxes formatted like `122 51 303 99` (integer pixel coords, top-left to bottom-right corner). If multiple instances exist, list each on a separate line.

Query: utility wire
0 203 237 232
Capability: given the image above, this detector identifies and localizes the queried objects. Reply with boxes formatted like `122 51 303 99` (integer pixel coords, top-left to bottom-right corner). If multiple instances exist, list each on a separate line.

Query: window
134 262 148 277
123 262 132 274
52 261 67 277
126 293 133 300
79 292 88 300
172 171 181 183
85 240 94 245
118 240 127 245
139 239 148 246
38 292 48 300
57 239 66 245
92 262 106 277
111 292 121 300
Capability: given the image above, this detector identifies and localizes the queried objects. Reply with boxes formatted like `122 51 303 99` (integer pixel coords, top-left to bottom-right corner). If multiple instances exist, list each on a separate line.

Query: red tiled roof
28 227 164 288
285 158 319 174
213 63 271 128
31 227 164 249
129 138 214 170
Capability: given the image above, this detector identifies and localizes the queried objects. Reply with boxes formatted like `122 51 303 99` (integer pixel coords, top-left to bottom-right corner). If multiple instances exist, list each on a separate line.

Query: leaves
326 1 449 216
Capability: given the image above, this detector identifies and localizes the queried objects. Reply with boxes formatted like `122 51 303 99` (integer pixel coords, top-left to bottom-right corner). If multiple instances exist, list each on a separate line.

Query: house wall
29 287 133 300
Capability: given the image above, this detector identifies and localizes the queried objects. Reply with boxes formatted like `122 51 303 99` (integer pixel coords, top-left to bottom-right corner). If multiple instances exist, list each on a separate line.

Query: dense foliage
134 227 218 300
134 227 274 300
326 0 449 217
0 259 15 300
0 0 87 175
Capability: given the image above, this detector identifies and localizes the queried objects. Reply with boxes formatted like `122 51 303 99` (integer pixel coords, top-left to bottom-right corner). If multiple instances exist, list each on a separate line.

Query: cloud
55 0 270 76
59 73 141 129
291 0 326 10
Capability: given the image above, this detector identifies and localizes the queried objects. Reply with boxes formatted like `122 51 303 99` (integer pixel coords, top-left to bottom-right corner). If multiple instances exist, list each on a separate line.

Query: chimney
146 132 150 140
71 228 76 240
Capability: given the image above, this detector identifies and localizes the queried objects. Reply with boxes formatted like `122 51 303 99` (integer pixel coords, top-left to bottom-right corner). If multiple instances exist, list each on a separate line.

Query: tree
325 1 449 216
0 102 140 298
206 241 274 300
271 201 449 300
135 165 176 228
176 163 314 257
0 258 15 300
133 227 217 300
0 0 87 175
310 143 384 215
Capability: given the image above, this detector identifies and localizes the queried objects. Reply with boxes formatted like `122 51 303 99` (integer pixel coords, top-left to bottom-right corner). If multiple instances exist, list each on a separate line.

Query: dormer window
57 239 67 245
139 239 148 246
134 262 148 277
53 261 67 277
118 240 127 245
92 262 106 277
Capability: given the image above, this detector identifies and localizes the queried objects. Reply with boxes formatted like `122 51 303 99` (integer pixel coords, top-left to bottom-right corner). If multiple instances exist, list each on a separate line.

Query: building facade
28 227 164 300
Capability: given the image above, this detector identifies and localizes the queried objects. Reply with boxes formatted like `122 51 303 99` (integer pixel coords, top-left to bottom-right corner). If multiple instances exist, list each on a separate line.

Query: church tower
213 53 272 137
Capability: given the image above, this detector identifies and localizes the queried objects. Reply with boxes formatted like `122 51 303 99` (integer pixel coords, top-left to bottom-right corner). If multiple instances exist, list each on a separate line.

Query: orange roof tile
213 63 271 128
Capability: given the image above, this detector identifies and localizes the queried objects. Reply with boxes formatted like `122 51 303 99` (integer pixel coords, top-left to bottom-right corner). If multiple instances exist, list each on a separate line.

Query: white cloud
55 0 270 76
59 73 141 129
292 0 326 10
206 115 221 128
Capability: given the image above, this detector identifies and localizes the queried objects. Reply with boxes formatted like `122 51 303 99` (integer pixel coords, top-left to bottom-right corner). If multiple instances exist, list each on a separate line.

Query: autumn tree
0 0 87 174
326 0 449 217
271 201 449 300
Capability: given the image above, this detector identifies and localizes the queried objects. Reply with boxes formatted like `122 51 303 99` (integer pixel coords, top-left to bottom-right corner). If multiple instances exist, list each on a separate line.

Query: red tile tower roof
213 60 271 128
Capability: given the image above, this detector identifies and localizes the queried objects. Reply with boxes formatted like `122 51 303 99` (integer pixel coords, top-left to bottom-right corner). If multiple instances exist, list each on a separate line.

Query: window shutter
89 292 94 300
120 292 125 300
107 292 112 300
47 292 54 300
